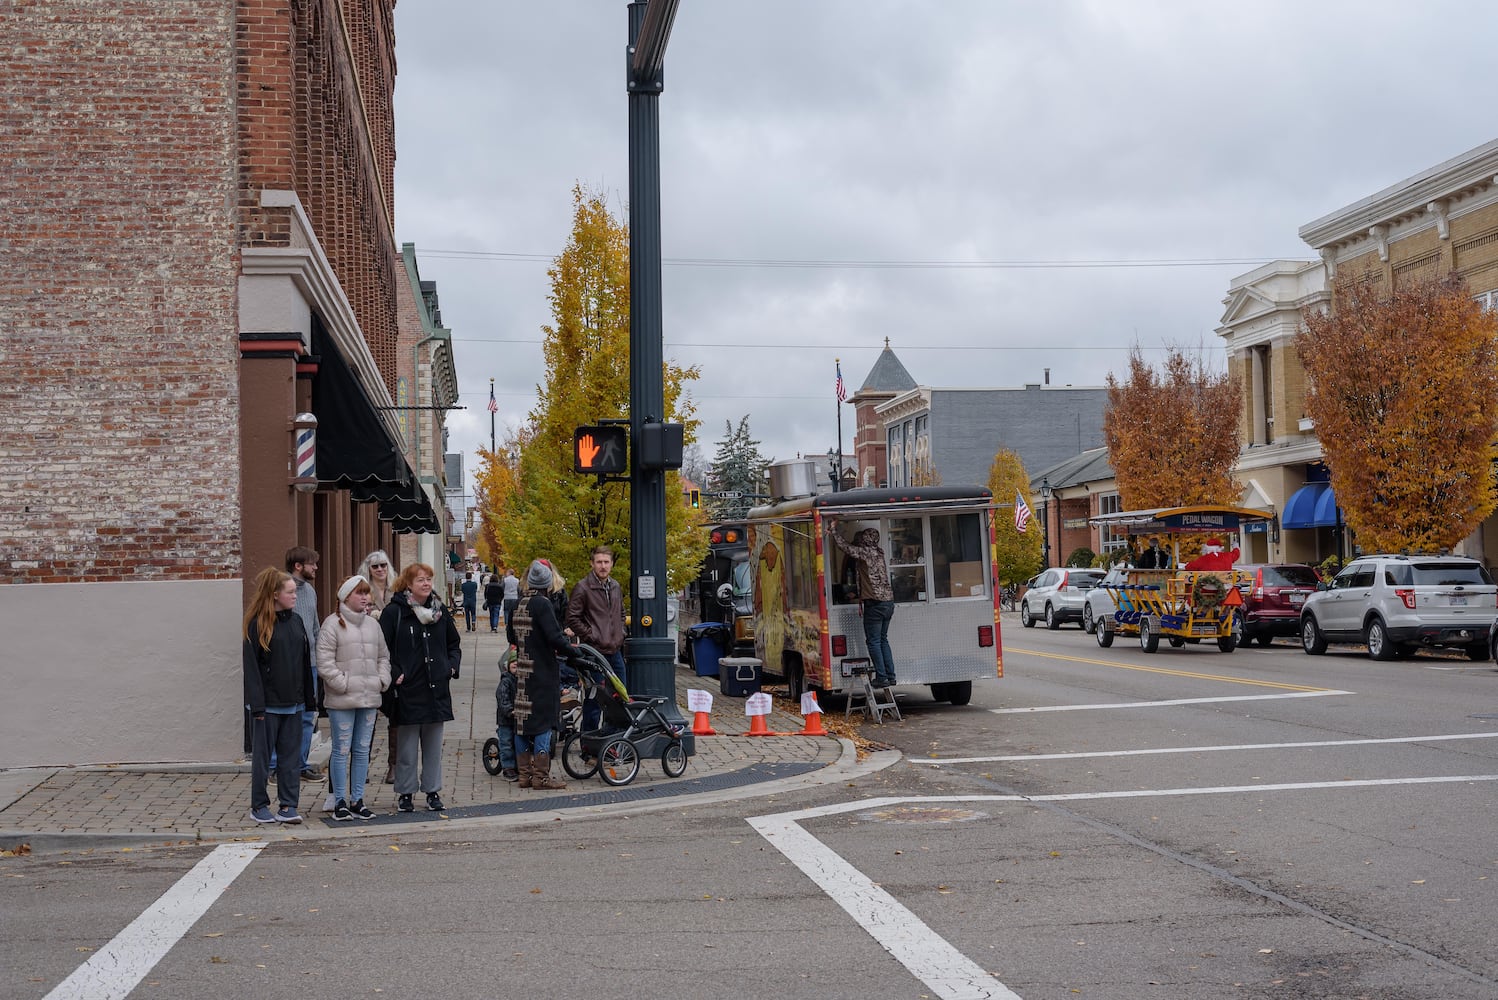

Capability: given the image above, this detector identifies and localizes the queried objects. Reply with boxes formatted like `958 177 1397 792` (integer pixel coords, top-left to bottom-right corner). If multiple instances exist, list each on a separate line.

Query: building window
887 426 904 488
1098 492 1125 554
1476 289 1498 311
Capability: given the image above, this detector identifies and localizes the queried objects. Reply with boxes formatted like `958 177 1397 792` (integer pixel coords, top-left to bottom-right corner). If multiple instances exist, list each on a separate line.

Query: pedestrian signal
573 425 628 475
688 488 701 508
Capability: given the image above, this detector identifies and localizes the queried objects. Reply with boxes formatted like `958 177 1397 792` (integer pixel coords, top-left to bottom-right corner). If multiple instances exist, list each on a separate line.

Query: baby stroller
559 643 688 786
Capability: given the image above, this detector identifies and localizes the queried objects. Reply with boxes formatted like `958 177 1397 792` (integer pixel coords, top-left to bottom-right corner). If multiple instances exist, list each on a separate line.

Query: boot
530 751 567 790
515 751 534 789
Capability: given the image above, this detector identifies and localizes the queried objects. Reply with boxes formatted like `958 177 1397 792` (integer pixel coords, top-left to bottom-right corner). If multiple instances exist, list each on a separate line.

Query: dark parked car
1234 563 1321 646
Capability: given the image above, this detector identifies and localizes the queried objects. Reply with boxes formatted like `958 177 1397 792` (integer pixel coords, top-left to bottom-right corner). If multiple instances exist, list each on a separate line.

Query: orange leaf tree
1102 346 1241 509
1299 274 1498 552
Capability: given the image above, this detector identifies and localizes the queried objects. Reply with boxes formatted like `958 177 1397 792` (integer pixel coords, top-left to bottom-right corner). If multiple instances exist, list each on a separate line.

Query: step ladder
845 669 902 724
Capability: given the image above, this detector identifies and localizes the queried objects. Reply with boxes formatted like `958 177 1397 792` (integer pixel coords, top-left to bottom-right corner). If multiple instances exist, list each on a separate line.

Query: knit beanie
338 575 367 603
526 559 553 589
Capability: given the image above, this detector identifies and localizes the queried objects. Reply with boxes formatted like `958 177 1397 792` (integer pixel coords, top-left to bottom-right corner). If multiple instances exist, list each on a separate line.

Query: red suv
1235 563 1322 646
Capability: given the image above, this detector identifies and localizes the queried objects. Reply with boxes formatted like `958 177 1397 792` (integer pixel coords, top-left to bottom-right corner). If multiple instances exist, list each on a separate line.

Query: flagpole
834 358 845 491
488 377 496 454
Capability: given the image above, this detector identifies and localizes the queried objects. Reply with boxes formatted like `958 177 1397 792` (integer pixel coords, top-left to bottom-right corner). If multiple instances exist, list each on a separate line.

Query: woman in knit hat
505 558 577 790
316 576 391 821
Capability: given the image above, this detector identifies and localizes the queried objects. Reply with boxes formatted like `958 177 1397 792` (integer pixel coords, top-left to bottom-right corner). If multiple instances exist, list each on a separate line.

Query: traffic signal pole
625 0 691 744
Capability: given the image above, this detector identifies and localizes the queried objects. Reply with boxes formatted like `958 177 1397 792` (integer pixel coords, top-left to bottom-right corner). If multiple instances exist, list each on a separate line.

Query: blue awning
1281 483 1340 529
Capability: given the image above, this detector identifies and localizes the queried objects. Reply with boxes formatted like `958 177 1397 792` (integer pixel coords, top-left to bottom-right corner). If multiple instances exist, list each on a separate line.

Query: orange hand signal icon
577 433 600 467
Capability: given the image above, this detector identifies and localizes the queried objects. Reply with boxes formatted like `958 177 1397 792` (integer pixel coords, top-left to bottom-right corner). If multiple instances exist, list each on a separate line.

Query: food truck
745 468 1001 705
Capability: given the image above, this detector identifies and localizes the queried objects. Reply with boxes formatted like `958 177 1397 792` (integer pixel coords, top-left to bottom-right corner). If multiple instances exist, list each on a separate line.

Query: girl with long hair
242 566 314 825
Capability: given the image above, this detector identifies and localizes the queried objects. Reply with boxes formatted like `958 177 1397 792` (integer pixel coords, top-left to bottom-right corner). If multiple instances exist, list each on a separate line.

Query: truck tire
946 681 972 706
1140 616 1160 653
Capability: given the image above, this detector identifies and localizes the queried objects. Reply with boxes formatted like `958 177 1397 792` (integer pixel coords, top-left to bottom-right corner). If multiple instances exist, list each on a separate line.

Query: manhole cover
858 805 988 824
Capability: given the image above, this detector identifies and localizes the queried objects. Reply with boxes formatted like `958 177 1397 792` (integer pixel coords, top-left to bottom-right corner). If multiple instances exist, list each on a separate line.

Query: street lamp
1039 476 1052 568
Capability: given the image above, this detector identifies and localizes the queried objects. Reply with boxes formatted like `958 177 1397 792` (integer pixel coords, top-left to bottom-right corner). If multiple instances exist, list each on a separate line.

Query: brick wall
0 1 240 583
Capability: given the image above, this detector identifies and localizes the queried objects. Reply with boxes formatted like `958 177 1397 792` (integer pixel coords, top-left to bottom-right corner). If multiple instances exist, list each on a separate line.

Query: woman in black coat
379 562 462 813
506 559 575 790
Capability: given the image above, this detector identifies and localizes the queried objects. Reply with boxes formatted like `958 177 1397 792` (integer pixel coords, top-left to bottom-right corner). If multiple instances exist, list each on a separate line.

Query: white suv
1021 567 1104 630
1299 554 1497 660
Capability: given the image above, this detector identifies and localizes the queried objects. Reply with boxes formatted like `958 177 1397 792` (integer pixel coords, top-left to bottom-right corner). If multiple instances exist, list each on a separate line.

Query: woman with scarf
358 549 401 784
506 559 575 790
379 562 462 813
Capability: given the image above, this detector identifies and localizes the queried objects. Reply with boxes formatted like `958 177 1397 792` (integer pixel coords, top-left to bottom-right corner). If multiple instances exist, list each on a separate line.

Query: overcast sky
391 1 1498 497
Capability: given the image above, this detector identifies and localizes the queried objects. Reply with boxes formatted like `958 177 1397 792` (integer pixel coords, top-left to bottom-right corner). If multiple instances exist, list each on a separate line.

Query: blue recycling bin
687 622 731 677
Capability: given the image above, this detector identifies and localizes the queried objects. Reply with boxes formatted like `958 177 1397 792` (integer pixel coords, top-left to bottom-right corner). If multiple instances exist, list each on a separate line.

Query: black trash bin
687 622 731 677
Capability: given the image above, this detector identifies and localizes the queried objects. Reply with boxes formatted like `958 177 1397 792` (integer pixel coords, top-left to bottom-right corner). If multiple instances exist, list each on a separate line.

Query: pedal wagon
1088 504 1272 654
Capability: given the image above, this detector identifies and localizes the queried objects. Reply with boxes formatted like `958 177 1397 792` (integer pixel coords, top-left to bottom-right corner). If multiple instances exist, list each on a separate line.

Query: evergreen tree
708 416 771 520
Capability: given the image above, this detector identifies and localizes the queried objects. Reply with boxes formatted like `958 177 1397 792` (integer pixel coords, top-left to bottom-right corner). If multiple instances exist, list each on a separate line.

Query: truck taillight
977 625 994 647
1395 587 1416 610
831 634 847 657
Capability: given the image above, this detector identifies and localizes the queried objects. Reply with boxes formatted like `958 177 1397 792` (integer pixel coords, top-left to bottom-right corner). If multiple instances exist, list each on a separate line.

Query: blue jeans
463 603 476 630
495 724 517 770
489 605 501 631
327 707 377 804
514 729 553 757
862 600 896 685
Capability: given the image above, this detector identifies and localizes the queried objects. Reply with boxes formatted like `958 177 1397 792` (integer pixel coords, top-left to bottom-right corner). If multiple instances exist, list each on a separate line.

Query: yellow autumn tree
1103 345 1241 509
495 185 706 588
472 427 529 570
1299 273 1498 552
987 448 1041 584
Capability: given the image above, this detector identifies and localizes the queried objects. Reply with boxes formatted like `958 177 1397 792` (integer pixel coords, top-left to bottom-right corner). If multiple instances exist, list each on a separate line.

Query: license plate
1288 592 1305 605
1450 595 1468 606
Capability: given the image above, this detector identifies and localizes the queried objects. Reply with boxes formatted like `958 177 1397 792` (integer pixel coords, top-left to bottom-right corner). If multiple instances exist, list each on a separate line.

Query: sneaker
500 768 519 782
351 799 375 820
250 806 276 824
300 766 323 781
274 806 303 824
331 799 352 822
425 792 445 812
397 794 414 813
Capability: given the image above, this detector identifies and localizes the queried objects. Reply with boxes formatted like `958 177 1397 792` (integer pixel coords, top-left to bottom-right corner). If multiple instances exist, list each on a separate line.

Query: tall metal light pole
625 0 690 738
1039 476 1053 568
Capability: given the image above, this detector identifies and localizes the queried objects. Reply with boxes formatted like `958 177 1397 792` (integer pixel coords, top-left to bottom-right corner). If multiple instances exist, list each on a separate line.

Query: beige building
1219 137 1498 566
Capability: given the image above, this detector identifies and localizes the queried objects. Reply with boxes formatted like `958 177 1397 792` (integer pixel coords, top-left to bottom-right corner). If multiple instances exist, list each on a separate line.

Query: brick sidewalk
0 628 841 843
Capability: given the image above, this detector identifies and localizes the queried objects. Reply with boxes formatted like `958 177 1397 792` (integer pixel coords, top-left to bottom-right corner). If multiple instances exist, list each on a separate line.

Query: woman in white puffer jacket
317 575 392 821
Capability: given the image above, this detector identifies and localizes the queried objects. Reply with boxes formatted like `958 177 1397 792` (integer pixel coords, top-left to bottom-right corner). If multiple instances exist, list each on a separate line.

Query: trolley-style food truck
746 483 1002 705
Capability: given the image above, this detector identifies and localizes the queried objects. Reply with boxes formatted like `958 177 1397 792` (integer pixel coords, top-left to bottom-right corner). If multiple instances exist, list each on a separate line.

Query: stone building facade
0 0 449 767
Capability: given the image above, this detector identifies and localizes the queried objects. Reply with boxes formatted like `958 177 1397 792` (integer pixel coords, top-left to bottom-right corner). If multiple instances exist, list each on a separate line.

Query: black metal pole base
626 635 695 757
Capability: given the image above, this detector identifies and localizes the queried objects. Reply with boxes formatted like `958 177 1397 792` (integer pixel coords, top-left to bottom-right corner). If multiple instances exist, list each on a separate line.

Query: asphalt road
6 623 1497 1000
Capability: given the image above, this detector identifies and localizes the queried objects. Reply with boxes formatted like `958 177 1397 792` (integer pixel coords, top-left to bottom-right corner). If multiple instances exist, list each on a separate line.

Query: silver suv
1300 554 1497 660
1021 567 1104 630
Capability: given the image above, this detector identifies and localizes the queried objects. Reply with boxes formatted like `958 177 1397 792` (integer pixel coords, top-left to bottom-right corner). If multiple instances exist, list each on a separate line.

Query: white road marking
913 730 1498 765
748 812 1022 1000
45 842 267 1000
990 690 1350 713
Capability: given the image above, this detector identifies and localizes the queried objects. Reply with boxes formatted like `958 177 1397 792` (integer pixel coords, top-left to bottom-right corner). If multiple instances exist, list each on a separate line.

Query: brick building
0 0 450 767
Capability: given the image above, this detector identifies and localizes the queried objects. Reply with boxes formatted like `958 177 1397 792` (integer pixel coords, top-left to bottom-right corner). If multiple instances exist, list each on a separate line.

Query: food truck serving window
888 517 928 603
931 512 987 599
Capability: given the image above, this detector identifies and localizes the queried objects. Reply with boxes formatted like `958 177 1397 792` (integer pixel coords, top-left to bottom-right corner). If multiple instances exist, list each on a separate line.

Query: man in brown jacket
567 545 627 729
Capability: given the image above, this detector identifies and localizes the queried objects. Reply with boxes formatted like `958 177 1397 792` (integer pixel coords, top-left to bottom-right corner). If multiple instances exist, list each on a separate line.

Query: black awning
311 322 440 534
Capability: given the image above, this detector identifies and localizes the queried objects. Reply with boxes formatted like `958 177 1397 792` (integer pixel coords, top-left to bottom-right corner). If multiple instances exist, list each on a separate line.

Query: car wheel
1254 633 1273 648
1217 633 1237 652
1044 603 1060 630
1466 642 1489 662
1095 620 1114 647
946 681 973 706
1139 617 1160 654
1231 612 1244 647
1020 601 1035 628
1082 603 1095 634
1168 636 1186 648
1301 615 1327 655
1365 617 1395 661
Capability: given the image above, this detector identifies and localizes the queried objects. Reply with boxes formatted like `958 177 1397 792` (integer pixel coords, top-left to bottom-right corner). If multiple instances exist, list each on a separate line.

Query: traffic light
573 425 628 475
688 488 701 508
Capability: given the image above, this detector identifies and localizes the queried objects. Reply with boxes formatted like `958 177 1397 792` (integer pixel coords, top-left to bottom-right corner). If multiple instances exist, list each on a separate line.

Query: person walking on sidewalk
357 549 401 784
316 576 391 821
502 567 520 631
380 563 462 813
830 526 898 688
509 559 575 790
243 567 315 825
484 572 504 633
566 545 626 688
460 572 479 632
282 547 324 782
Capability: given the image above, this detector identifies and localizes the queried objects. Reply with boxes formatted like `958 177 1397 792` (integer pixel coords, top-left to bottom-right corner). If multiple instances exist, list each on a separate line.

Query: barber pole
291 412 318 492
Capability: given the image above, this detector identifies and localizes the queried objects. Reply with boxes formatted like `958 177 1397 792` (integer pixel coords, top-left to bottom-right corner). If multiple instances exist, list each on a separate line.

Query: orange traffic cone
691 710 717 737
744 713 773 736
797 692 829 736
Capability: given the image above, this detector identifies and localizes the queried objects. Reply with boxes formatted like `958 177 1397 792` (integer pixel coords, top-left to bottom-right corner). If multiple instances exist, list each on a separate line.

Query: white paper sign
745 691 773 717
687 688 713 713
799 691 821 716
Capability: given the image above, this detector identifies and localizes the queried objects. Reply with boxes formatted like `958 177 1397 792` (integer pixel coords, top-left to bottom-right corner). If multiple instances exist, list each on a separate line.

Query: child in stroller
558 643 689 786
482 644 588 780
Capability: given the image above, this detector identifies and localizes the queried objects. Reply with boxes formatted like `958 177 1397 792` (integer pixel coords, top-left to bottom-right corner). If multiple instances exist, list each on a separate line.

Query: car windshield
1411 563 1493 586
1262 566 1319 587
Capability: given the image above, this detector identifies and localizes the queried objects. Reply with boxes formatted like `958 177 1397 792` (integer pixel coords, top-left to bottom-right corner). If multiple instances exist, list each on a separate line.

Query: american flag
486 384 498 414
835 360 847 403
1014 491 1032 533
